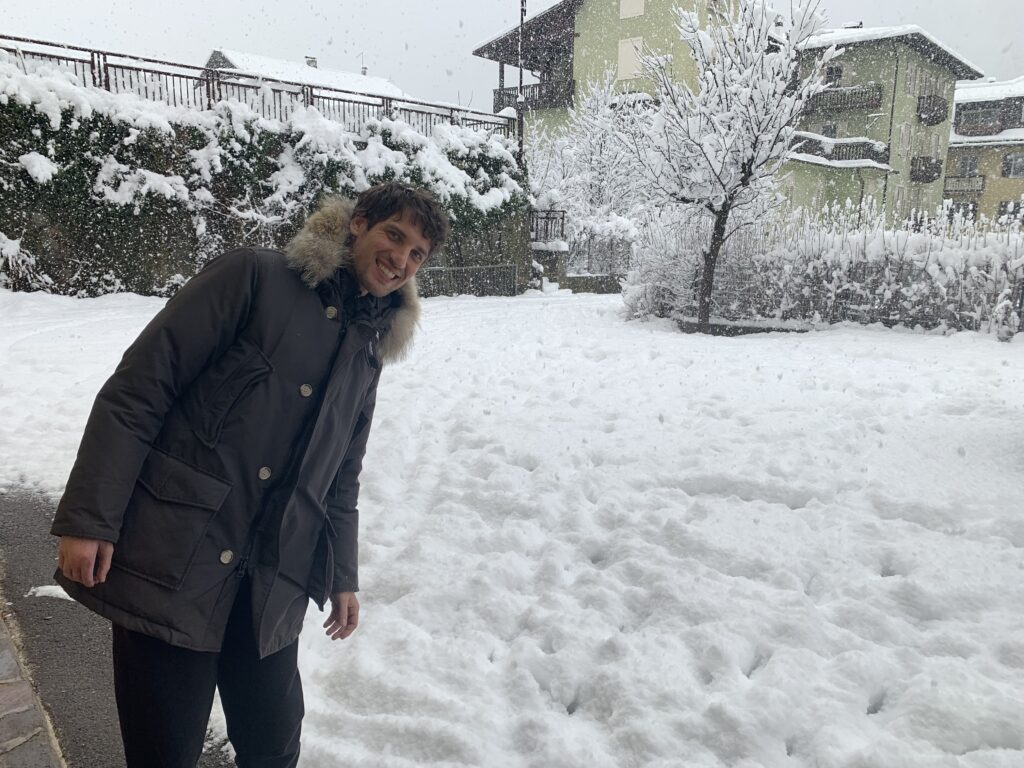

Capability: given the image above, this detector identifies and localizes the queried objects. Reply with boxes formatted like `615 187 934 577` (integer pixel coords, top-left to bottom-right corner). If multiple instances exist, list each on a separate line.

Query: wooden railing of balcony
910 156 944 183
917 94 949 126
944 175 985 194
804 83 884 114
790 134 890 165
493 80 574 113
0 34 515 137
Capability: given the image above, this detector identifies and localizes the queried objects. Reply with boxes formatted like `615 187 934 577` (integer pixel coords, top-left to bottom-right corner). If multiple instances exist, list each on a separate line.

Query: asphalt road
0 488 232 768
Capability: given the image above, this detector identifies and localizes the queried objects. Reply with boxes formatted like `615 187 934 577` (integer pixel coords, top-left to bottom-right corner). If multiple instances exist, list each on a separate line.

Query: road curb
0 604 65 767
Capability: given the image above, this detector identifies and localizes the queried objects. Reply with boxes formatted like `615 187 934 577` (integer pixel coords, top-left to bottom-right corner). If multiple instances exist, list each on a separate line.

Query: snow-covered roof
955 75 1024 104
208 49 409 99
802 25 983 80
473 0 577 54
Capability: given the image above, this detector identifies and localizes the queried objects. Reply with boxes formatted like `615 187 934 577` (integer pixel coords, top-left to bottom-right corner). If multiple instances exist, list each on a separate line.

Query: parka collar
285 197 421 364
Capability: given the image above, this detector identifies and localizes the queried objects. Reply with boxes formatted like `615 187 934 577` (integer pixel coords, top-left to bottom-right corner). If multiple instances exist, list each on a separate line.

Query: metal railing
529 210 566 241
944 175 985 194
1 34 515 137
417 265 518 297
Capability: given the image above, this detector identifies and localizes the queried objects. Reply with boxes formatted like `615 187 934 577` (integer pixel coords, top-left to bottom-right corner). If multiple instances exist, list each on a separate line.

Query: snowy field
2 287 1024 768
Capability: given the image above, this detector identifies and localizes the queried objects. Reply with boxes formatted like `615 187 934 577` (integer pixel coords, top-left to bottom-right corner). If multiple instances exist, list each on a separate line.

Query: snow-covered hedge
0 54 527 296
624 201 1024 334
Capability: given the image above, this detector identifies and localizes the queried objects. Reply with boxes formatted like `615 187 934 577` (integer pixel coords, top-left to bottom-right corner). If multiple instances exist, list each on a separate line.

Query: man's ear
350 215 367 237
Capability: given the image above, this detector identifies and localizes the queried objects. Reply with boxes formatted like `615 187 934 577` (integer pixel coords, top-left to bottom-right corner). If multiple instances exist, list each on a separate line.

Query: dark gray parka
51 197 419 658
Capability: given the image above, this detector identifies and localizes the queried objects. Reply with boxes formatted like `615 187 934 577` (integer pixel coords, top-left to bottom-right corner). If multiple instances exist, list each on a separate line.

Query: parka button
299 384 313 397
258 466 272 480
325 306 338 320
219 550 234 565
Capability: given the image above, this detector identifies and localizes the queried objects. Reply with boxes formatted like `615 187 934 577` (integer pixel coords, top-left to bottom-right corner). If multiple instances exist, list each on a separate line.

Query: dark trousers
111 581 304 768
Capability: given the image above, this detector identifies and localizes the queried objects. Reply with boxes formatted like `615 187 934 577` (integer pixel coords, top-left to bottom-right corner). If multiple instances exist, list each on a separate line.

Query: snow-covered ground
2 288 1023 767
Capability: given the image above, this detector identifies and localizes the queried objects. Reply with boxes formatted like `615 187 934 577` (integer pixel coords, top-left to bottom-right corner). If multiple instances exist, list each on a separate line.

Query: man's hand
57 536 114 588
323 591 359 641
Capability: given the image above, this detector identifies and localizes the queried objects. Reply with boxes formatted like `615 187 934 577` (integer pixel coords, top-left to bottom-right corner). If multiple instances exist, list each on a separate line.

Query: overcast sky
5 1 1020 109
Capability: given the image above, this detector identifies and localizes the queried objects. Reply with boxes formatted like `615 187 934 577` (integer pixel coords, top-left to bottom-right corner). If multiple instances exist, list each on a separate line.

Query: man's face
349 210 432 297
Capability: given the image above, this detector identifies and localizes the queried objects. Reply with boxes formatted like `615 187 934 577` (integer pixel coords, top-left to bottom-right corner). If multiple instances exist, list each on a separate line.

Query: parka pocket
112 448 232 590
191 341 273 448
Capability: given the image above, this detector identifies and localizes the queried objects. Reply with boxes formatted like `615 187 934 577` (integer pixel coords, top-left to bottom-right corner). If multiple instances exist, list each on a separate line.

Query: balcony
917 94 949 126
493 80 574 113
790 134 890 165
804 83 884 114
529 209 566 242
943 175 985 195
910 156 944 183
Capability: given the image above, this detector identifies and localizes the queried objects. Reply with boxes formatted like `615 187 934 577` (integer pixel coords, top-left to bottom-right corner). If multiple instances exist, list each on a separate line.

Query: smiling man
50 182 448 768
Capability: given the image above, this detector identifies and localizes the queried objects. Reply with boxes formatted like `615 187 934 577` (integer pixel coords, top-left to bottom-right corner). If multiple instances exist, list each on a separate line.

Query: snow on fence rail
0 33 515 138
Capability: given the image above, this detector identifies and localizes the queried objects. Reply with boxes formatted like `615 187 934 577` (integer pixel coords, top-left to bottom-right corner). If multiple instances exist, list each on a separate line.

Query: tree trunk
697 204 731 332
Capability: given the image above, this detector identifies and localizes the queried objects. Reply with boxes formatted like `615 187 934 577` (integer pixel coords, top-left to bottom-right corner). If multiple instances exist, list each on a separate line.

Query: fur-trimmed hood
285 197 421 364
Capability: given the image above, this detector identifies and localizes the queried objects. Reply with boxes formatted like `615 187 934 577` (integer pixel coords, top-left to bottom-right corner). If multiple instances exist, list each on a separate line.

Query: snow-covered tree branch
630 0 835 330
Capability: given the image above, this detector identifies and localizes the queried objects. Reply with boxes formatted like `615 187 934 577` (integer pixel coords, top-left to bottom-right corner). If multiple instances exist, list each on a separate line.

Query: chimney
305 56 318 68
841 21 864 29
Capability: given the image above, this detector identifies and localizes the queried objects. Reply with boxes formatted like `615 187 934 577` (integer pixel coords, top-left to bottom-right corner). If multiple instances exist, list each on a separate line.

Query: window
619 0 645 19
930 131 941 157
894 185 907 218
1004 152 1024 178
821 123 838 139
899 124 912 156
825 66 842 85
909 186 923 214
905 62 918 96
959 155 979 176
919 71 937 97
617 37 644 81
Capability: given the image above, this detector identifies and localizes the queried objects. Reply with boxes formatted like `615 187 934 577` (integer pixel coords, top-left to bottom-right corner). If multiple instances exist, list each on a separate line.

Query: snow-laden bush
0 53 527 296
627 198 1024 331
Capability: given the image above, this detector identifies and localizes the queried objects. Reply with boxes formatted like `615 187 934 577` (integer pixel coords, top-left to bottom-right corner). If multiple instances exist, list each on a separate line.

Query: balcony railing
943 175 985 194
529 210 566 241
917 94 949 126
0 34 515 138
790 134 890 165
493 80 574 113
910 156 944 183
804 83 884 114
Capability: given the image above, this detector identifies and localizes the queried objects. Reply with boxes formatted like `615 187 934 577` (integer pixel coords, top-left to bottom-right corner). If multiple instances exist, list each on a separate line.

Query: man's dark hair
352 182 450 256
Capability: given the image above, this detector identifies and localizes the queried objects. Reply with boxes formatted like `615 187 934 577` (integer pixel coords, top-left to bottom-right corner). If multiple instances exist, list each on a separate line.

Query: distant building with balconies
946 76 1024 220
473 6 983 224
783 25 982 223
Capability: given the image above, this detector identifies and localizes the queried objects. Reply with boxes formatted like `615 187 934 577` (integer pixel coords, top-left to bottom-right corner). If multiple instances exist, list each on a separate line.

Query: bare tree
628 0 834 331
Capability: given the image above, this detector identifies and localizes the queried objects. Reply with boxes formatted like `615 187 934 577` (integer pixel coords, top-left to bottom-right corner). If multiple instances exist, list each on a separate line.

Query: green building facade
473 3 984 223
